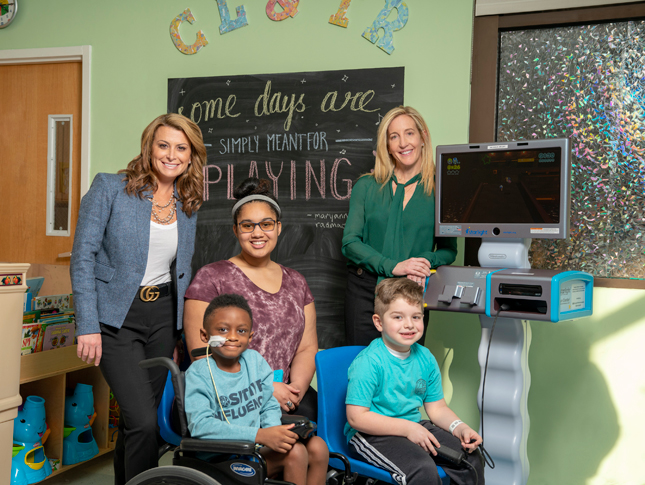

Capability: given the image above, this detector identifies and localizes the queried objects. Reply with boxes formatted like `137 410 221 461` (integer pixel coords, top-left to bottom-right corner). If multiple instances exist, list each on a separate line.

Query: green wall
3 2 643 484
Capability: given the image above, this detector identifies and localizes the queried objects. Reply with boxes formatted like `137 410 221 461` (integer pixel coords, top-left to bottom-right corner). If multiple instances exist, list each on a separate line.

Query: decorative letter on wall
266 0 299 21
329 0 352 28
362 0 409 54
170 9 209 55
217 0 249 34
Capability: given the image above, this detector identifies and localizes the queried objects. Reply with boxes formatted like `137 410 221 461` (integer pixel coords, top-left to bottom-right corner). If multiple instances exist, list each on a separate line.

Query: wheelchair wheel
126 466 222 485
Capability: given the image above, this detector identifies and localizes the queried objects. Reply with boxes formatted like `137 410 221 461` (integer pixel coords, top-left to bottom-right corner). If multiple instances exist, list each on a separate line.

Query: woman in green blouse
341 106 457 346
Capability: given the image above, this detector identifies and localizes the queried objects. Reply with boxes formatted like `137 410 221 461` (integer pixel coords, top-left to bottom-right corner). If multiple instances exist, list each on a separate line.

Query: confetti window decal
497 21 645 279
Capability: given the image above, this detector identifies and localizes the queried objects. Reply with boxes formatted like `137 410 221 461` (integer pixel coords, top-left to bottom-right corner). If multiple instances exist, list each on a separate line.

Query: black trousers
344 266 429 346
350 421 485 485
99 292 178 485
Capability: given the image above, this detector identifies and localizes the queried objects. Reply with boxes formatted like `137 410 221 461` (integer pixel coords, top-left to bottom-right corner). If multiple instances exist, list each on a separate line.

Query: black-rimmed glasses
238 219 276 233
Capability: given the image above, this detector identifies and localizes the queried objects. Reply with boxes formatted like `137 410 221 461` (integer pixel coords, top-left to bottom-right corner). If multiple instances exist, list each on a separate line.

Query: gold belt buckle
140 285 160 302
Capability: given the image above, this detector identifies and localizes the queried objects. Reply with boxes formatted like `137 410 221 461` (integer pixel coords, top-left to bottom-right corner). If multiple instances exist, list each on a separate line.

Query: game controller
290 419 316 440
434 445 465 465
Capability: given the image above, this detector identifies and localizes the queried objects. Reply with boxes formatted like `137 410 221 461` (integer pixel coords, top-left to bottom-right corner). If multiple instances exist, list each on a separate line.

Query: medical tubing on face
205 344 231 425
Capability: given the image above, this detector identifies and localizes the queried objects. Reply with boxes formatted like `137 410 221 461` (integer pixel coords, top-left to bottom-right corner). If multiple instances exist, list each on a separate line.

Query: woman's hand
77 333 102 366
392 257 431 278
273 382 301 412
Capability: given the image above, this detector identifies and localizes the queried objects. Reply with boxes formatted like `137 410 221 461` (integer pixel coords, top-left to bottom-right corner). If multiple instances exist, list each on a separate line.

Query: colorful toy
12 396 53 485
62 383 99 465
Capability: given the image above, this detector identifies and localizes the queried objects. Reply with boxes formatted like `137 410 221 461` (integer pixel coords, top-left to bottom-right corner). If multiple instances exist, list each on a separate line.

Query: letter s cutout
362 0 409 55
266 0 299 21
170 9 208 55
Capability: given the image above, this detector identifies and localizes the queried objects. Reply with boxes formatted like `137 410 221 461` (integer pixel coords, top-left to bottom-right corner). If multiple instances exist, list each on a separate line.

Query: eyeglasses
238 219 276 233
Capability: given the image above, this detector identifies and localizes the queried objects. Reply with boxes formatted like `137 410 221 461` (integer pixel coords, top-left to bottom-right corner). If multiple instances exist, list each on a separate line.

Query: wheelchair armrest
179 437 257 454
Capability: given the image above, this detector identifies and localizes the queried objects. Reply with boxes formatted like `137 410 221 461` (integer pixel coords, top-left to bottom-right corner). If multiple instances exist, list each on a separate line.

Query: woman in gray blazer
70 113 206 484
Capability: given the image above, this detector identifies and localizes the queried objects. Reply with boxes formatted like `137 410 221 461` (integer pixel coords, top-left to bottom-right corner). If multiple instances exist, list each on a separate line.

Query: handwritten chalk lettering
315 222 346 229
219 136 260 154
204 165 223 202
320 90 379 113
188 96 240 123
330 157 352 199
202 159 353 202
313 213 348 220
254 81 306 131
266 132 328 152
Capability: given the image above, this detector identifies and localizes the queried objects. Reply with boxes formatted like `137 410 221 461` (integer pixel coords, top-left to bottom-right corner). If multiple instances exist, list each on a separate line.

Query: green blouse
341 175 457 277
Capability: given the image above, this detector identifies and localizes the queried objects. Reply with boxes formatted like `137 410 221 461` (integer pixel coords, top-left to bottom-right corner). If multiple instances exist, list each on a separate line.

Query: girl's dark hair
203 293 253 328
232 177 281 224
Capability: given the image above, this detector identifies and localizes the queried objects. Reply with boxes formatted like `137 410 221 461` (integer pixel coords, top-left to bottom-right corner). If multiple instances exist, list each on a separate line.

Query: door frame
0 45 91 195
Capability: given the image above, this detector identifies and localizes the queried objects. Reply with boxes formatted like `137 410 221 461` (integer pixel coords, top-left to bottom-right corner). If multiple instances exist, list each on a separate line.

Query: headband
231 194 282 218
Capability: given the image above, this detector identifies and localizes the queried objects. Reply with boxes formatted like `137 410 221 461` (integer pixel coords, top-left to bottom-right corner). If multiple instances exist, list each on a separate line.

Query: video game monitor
434 138 570 240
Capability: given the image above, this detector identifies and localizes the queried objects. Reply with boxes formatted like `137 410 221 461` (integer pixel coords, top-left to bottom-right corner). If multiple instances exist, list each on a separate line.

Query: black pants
99 292 178 485
344 266 429 346
349 421 485 485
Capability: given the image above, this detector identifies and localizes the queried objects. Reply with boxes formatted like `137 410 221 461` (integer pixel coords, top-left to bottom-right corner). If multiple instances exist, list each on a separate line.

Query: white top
385 345 411 360
140 221 178 286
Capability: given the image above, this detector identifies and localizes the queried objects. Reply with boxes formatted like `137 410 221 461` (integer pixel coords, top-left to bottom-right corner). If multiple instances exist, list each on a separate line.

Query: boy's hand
256 424 298 453
453 424 483 453
405 422 440 454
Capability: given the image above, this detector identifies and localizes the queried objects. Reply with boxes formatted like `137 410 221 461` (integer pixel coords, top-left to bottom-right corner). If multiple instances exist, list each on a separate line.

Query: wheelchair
126 356 354 485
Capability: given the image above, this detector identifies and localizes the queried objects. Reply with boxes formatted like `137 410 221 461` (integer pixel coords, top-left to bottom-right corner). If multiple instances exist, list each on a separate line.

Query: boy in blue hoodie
185 293 328 485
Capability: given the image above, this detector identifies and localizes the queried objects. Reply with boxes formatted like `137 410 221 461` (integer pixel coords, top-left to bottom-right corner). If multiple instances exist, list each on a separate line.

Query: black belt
137 282 171 302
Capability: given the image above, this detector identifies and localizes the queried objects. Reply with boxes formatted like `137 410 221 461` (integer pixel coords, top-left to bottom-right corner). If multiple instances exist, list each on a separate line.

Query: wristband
449 420 463 435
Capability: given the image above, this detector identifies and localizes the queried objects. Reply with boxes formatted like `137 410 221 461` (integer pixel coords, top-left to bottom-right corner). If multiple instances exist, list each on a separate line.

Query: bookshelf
19 346 116 479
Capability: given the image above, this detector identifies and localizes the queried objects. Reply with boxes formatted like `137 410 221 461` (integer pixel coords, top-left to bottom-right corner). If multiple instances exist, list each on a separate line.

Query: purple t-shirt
185 260 314 382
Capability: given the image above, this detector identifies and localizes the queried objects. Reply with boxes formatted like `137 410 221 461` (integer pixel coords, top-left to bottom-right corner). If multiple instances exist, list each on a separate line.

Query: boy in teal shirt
345 278 484 485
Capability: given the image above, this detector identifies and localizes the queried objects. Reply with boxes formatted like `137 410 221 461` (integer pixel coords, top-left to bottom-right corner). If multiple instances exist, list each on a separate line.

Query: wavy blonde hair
118 113 206 217
371 106 434 196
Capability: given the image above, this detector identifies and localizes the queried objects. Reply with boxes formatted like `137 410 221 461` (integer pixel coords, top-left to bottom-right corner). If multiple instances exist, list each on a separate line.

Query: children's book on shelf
21 323 42 355
26 277 45 297
34 294 73 311
34 312 76 352
41 322 75 351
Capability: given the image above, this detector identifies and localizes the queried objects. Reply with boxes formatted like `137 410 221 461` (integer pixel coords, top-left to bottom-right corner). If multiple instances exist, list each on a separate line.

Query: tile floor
44 452 173 485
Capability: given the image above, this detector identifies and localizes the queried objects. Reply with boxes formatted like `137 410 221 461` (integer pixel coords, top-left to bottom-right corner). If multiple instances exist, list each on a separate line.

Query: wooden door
0 62 82 264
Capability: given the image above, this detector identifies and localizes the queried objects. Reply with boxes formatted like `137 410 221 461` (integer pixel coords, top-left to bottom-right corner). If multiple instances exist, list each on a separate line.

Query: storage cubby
19 345 115 479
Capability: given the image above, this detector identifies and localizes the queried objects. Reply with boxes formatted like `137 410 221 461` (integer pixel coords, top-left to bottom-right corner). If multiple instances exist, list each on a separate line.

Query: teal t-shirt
344 338 444 441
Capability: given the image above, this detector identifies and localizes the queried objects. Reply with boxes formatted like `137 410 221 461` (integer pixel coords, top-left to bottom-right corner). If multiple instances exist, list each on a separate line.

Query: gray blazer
71 173 197 336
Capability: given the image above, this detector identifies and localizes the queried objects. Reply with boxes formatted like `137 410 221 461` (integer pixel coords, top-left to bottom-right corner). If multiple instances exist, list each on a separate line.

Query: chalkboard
168 67 404 348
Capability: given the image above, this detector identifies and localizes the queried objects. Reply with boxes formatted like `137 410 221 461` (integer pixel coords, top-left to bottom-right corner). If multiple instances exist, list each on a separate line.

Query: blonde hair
374 278 424 318
118 113 206 217
371 106 434 196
